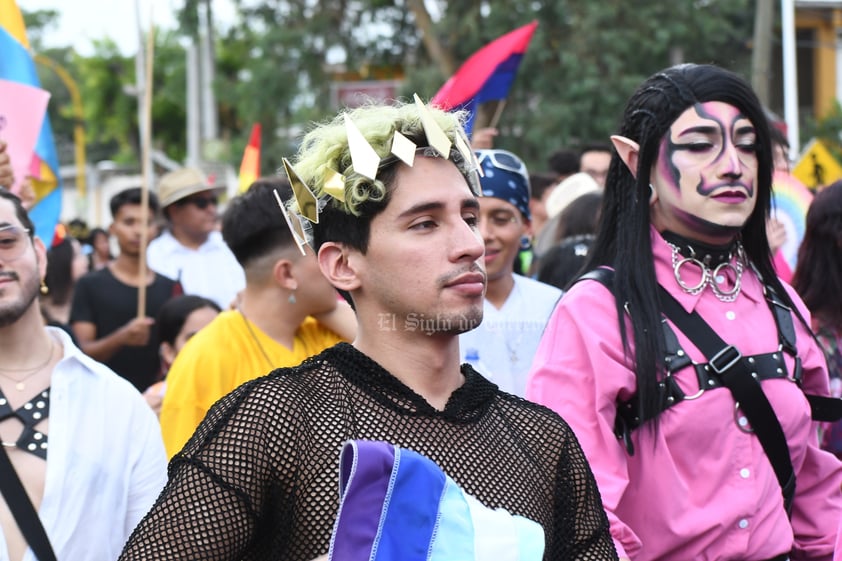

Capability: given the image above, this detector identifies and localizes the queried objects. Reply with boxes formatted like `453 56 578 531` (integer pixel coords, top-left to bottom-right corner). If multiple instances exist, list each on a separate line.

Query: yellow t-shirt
160 310 344 457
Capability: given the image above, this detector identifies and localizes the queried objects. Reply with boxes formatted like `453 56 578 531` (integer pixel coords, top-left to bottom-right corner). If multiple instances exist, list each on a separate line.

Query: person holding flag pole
137 11 155 323
431 20 538 143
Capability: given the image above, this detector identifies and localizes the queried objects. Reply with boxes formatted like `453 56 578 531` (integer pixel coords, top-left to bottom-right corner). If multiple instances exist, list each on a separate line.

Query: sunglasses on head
476 149 531 188
177 194 218 209
475 149 529 178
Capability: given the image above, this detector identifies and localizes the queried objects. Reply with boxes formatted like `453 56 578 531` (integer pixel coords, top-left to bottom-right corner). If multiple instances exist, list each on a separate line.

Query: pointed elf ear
610 135 640 178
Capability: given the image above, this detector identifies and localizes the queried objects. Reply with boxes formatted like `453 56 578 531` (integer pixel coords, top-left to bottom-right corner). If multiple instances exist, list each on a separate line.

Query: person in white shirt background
459 149 562 396
146 167 245 309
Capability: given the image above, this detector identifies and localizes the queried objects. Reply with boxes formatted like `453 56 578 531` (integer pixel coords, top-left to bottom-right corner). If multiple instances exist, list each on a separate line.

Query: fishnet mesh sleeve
547 411 618 559
120 377 303 560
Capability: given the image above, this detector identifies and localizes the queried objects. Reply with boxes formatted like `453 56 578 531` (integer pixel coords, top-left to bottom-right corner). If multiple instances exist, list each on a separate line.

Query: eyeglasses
475 149 529 179
177 195 218 209
0 225 31 261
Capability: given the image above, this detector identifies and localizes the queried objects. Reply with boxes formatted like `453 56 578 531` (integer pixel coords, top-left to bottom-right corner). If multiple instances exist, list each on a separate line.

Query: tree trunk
406 0 457 78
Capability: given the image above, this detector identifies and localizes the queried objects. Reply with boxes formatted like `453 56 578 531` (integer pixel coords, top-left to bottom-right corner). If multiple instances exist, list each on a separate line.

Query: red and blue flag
432 21 538 136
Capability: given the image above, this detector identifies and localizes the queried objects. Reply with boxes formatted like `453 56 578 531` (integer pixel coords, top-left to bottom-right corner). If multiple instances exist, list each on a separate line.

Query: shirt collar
325 342 498 421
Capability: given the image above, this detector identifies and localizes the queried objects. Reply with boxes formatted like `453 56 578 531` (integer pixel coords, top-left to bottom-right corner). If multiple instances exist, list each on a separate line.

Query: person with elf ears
527 64 842 561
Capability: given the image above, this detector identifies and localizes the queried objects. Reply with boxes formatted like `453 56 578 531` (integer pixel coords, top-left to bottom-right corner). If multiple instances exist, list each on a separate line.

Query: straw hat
157 167 217 207
545 172 601 218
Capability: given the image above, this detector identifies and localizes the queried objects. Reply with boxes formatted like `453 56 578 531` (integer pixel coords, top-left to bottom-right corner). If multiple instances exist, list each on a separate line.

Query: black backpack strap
0 445 57 561
577 267 615 290
657 285 796 515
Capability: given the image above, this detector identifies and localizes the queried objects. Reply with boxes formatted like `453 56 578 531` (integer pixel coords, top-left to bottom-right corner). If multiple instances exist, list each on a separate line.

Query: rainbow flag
771 170 814 271
237 123 261 194
0 0 62 245
431 21 538 136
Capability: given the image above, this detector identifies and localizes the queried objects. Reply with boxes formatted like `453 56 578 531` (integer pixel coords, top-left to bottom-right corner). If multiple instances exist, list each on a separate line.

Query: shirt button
740 468 750 478
726 311 736 320
738 519 749 529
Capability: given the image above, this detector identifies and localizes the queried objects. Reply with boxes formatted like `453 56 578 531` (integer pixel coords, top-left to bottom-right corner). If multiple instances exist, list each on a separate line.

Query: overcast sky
21 0 237 55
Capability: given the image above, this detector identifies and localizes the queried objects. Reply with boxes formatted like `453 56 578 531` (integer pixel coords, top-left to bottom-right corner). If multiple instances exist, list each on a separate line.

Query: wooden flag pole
488 99 507 129
137 16 154 319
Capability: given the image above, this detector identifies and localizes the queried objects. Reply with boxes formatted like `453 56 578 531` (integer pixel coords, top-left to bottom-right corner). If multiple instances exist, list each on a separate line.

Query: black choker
661 231 745 302
660 231 737 268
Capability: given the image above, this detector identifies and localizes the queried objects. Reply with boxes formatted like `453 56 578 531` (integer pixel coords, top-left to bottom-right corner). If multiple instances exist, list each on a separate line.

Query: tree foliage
25 0 756 176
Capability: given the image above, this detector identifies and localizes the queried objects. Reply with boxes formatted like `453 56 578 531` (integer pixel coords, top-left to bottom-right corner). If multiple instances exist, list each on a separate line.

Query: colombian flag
432 21 538 136
237 123 261 194
0 0 62 245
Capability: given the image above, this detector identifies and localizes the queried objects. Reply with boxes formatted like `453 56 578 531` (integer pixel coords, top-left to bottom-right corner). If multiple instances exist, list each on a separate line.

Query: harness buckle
709 345 742 375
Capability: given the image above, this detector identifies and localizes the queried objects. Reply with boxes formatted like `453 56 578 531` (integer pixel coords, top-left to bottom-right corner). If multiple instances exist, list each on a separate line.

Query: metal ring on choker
673 257 708 293
711 261 741 297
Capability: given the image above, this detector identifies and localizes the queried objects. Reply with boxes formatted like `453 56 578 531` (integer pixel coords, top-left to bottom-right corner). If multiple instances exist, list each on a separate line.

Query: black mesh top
120 343 617 561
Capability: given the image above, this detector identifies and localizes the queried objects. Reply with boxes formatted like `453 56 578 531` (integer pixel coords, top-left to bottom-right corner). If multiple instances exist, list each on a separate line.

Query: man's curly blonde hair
288 100 475 217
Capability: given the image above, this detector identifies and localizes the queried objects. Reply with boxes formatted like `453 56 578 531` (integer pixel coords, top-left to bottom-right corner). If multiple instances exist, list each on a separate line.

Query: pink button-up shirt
527 228 842 561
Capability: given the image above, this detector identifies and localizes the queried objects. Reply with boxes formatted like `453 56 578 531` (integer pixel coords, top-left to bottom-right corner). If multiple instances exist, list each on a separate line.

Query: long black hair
585 63 798 422
44 237 77 306
792 180 842 330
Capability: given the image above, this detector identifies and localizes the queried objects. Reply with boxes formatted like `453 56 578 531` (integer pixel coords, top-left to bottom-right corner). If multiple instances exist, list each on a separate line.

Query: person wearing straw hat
147 167 245 309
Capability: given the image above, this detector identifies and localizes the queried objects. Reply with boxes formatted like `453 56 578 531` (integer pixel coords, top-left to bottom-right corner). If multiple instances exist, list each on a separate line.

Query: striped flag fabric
328 440 544 561
237 123 261 193
431 21 538 136
0 0 63 246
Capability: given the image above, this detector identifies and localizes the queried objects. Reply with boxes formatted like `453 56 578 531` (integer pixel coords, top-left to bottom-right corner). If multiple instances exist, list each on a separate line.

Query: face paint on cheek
657 138 685 196
671 206 744 238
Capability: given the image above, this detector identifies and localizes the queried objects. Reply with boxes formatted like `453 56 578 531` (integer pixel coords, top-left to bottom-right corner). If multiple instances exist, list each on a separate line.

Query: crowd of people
0 61 839 561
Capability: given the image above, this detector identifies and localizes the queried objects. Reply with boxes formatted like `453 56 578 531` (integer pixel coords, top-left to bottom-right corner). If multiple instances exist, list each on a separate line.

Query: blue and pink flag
328 440 544 561
0 0 63 246
432 21 538 136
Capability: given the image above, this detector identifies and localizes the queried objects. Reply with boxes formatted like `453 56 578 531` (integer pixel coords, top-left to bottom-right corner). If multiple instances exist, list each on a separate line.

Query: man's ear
318 242 361 293
33 236 48 279
160 342 177 369
610 135 640 178
272 258 297 291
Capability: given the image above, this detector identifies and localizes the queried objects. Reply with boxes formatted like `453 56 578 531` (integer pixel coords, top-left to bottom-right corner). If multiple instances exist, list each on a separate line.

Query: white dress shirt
147 230 246 309
0 328 168 561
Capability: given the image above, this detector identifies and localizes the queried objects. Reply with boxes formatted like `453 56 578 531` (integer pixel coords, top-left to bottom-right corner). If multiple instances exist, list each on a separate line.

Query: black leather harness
580 267 842 514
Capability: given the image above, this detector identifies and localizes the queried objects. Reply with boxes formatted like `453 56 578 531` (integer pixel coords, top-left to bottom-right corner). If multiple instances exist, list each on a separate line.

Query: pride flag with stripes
329 440 544 561
237 123 261 194
0 0 62 245
432 21 538 136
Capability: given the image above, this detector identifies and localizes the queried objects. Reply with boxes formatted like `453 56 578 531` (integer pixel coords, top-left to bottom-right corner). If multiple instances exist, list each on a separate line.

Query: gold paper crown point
455 126 483 178
272 188 308 256
282 157 319 224
413 93 452 157
390 131 417 167
344 114 381 181
323 168 346 202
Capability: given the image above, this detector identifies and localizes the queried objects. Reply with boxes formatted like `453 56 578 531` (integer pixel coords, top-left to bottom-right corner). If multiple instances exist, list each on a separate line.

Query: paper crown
274 95 482 255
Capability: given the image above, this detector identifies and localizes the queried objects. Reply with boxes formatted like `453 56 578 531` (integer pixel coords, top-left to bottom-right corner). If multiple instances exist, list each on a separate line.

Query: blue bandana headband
476 149 532 221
